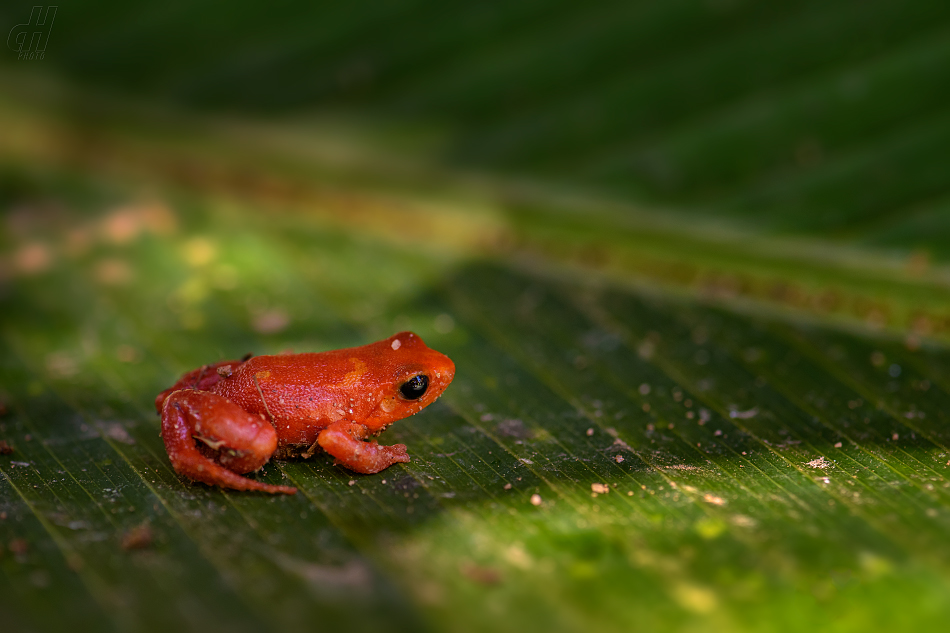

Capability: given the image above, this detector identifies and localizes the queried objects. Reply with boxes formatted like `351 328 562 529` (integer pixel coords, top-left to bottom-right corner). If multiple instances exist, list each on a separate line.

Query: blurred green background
3 2 950 632
7 0 950 249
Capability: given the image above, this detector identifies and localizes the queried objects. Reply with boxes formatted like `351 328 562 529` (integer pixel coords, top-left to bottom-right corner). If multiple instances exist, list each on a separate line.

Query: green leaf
3 132 950 631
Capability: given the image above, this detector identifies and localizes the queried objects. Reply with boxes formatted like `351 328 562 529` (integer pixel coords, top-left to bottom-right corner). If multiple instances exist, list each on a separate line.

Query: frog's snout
432 354 456 391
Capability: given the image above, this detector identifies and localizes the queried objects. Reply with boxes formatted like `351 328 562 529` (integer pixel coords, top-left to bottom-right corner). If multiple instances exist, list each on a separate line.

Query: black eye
399 375 428 400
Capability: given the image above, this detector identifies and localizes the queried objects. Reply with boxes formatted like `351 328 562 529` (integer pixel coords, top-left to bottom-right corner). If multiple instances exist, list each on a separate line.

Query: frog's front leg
316 420 410 474
161 390 297 494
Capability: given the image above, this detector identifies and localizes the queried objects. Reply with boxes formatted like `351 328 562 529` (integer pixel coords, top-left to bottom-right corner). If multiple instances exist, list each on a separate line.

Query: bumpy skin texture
156 332 455 494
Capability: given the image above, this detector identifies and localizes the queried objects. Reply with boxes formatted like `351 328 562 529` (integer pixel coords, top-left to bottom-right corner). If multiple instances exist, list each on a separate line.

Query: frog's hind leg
161 389 296 494
154 358 248 413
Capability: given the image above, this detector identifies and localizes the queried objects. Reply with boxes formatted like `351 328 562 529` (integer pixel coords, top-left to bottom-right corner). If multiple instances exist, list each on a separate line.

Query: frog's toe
384 443 410 463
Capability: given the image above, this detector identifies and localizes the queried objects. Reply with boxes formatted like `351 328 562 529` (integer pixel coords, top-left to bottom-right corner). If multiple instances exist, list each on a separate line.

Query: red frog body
155 332 455 494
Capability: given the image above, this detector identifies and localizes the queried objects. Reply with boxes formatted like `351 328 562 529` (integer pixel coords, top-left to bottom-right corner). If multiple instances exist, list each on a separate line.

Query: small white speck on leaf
805 456 833 469
530 494 542 506
729 408 758 419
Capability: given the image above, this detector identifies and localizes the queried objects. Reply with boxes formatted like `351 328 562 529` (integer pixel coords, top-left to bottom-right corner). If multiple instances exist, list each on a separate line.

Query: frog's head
362 331 455 431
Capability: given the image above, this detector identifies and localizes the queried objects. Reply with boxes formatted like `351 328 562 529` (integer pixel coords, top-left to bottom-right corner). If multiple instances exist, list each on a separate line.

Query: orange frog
155 332 455 494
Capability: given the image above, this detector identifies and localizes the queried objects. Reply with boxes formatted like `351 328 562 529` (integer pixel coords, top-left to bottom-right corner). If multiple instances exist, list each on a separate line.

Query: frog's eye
399 375 428 400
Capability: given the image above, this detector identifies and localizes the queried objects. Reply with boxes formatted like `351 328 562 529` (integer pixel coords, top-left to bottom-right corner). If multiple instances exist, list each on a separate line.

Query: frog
155 332 455 494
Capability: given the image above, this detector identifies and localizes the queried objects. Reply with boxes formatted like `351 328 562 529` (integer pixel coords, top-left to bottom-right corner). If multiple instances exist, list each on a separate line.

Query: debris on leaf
97 423 135 445
121 523 154 550
461 563 502 585
0 440 13 455
729 408 758 419
252 309 289 334
496 418 530 439
730 515 757 528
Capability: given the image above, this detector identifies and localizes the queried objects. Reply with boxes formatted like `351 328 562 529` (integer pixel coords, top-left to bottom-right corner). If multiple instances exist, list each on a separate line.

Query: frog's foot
316 420 410 474
161 389 296 494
